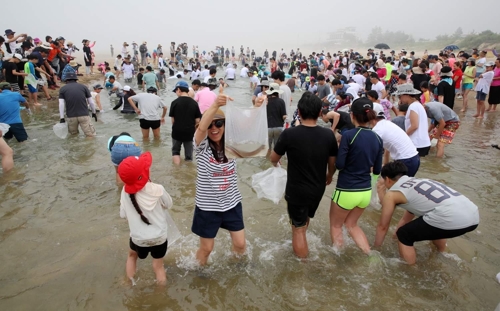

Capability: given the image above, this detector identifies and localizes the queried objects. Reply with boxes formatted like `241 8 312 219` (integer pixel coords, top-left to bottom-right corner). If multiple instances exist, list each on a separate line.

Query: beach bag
225 104 268 158
251 166 287 204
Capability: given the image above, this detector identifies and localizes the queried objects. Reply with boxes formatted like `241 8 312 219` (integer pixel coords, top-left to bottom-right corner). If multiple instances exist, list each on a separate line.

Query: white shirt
204 75 216 83
190 69 200 80
112 81 123 93
240 67 249 77
226 67 236 79
405 100 431 148
371 81 385 99
352 74 366 87
372 120 418 160
158 57 164 69
129 93 166 120
200 69 210 79
345 83 361 101
475 71 494 94
120 182 173 247
249 76 259 85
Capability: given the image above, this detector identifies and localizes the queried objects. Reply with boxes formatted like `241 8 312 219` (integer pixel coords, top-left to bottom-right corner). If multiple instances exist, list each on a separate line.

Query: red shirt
452 68 463 89
48 43 61 61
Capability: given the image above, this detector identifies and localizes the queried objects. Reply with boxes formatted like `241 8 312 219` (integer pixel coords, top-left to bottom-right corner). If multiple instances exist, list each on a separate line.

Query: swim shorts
129 238 168 259
3 123 28 142
139 119 161 130
430 121 460 144
191 202 244 239
396 217 478 246
286 198 322 227
332 189 371 210
476 91 487 101
462 83 473 91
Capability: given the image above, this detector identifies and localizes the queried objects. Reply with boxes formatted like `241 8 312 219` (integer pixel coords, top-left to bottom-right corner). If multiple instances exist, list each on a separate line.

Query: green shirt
143 72 158 89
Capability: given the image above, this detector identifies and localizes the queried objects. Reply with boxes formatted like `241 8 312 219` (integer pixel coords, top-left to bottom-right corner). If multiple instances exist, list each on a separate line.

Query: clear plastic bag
251 166 287 204
225 104 269 158
0 123 10 136
53 123 68 139
165 210 182 246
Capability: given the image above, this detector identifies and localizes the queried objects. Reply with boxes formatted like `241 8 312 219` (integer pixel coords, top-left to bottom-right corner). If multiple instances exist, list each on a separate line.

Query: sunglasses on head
207 120 225 130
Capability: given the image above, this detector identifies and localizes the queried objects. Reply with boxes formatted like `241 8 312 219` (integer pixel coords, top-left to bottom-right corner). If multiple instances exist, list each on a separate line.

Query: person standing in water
271 92 337 258
118 152 174 285
169 81 202 165
110 44 114 57
128 87 167 140
374 161 479 265
192 87 246 266
330 98 383 254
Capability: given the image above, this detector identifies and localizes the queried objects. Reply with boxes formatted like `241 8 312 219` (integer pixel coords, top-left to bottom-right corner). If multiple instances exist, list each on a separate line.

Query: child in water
118 152 173 285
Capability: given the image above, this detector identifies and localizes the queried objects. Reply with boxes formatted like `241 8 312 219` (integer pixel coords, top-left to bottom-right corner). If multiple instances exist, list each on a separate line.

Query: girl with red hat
118 152 174 285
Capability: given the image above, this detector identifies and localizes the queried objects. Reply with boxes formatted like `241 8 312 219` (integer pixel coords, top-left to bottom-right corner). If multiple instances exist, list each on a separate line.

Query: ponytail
129 194 151 225
353 108 377 124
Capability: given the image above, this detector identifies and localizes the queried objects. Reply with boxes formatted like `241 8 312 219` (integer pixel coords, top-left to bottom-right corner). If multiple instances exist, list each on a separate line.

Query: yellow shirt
463 66 475 84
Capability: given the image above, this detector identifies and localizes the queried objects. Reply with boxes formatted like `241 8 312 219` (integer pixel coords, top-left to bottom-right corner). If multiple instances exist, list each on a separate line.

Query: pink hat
33 38 41 43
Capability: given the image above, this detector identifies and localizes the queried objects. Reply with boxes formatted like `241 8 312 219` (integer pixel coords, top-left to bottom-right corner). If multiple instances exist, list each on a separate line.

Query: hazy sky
4 0 500 55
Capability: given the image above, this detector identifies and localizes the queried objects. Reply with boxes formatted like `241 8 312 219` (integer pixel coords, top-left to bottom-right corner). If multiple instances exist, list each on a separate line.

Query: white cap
373 104 385 118
123 85 131 91
12 53 23 60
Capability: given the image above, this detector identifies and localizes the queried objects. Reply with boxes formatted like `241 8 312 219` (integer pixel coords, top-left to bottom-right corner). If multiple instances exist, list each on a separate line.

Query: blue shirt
0 90 26 124
335 127 384 191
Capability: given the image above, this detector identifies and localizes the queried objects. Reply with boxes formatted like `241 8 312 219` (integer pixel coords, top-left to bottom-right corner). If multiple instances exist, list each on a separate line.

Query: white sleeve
87 97 96 113
160 188 173 209
59 99 66 118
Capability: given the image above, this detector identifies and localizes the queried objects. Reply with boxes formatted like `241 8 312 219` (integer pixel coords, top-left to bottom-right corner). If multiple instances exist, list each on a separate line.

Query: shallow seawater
1 68 500 311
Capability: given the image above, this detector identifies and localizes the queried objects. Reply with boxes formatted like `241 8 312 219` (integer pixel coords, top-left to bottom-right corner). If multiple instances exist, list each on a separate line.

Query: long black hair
129 194 151 225
208 131 228 163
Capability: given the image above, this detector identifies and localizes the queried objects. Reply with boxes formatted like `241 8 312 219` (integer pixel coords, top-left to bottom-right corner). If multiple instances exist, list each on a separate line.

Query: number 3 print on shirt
414 180 461 204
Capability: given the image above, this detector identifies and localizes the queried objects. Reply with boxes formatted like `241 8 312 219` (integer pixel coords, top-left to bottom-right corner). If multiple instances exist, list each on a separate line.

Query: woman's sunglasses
207 120 225 130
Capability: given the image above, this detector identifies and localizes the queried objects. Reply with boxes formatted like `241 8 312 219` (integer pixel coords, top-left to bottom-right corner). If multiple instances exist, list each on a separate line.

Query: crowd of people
0 29 489 285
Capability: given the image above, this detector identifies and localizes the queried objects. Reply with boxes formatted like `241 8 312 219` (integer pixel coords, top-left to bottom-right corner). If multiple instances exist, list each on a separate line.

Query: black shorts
396 217 478 246
286 196 322 227
417 146 430 157
139 119 161 130
129 238 168 259
191 202 244 239
4 123 28 142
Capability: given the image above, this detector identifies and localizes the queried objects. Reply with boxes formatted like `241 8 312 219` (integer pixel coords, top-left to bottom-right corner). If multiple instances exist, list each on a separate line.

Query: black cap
65 72 78 81
350 98 373 114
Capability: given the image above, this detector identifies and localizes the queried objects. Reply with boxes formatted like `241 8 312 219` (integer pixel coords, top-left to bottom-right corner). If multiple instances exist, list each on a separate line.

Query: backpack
139 44 147 53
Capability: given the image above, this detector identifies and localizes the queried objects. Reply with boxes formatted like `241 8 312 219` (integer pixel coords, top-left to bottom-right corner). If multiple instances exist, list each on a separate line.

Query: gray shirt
316 84 330 99
425 101 459 122
130 93 166 121
391 176 479 230
59 82 92 118
279 84 292 121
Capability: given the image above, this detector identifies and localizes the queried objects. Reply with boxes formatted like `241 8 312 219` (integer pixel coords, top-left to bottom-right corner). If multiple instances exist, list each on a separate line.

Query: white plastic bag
0 123 10 136
251 166 287 204
225 104 268 158
53 123 68 139
165 210 182 246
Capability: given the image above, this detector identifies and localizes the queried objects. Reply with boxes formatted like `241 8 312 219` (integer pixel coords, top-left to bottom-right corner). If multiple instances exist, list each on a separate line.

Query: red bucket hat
118 152 152 194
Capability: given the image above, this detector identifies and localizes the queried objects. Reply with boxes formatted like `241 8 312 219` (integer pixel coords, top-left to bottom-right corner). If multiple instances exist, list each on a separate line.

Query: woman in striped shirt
192 88 246 266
